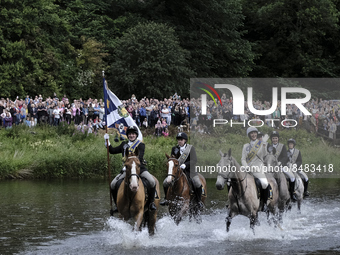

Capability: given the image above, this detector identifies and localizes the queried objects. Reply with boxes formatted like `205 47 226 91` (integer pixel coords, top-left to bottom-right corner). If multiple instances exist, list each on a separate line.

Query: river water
1 178 340 255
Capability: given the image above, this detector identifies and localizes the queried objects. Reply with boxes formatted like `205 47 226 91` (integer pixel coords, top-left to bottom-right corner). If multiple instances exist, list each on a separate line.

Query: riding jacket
109 140 148 173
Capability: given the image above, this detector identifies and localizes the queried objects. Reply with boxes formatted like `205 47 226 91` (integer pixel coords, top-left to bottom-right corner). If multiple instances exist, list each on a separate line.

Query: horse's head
165 153 180 184
216 148 233 190
263 145 278 170
124 147 141 192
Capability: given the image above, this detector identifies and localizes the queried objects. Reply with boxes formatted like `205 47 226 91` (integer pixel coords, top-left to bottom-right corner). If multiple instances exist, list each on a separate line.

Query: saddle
184 174 207 198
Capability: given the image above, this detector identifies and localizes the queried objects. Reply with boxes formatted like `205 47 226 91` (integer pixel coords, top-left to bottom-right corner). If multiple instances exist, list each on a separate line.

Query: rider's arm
185 146 197 170
241 144 248 167
109 142 124 155
137 142 146 164
279 145 289 166
295 151 302 168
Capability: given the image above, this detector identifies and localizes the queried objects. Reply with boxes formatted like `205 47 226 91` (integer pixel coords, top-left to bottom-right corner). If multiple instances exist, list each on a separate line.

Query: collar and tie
179 144 187 155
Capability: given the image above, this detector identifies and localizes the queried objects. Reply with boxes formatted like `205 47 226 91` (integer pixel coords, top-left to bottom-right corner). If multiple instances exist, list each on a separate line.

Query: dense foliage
1 0 340 100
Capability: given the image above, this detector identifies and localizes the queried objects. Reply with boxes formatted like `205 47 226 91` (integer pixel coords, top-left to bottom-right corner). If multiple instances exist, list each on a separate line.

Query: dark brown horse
116 147 160 235
165 154 207 225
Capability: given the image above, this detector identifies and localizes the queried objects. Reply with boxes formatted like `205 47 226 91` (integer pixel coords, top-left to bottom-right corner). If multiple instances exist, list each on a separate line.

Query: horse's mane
230 155 241 169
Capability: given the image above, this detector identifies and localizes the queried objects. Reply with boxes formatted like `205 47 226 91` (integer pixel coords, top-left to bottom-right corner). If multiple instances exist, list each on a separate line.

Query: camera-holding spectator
53 105 61 126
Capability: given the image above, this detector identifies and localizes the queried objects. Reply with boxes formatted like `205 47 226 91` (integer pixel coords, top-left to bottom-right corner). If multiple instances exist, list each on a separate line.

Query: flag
103 77 143 141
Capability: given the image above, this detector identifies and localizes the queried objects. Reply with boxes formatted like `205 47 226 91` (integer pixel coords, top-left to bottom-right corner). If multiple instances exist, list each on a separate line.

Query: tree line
1 0 340 101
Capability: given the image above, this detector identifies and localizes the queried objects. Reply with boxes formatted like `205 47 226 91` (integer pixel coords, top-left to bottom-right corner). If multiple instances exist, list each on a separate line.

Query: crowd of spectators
1 92 339 140
189 94 340 140
0 92 190 137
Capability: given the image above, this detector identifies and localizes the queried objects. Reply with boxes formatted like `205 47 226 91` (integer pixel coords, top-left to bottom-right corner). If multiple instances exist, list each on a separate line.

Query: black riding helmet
287 138 296 146
126 126 139 136
176 132 188 140
270 131 279 139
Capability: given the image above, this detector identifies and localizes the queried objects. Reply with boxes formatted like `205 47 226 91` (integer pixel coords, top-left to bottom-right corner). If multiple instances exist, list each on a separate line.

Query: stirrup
149 202 157 211
110 207 119 216
291 193 297 202
160 199 169 206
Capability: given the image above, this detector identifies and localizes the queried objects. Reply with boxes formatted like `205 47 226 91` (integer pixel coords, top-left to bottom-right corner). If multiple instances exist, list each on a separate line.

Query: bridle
219 156 248 204
125 156 141 183
167 158 186 185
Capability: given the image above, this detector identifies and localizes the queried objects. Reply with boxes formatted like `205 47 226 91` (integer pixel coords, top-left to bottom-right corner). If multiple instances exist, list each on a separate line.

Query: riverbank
0 125 339 179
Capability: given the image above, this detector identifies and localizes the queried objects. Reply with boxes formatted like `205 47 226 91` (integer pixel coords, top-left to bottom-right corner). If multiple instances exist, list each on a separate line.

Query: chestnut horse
116 147 160 235
165 154 207 225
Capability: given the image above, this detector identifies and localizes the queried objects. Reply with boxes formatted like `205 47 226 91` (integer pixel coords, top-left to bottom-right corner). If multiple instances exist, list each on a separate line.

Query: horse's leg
279 209 284 224
147 177 160 236
250 215 257 235
226 210 235 232
177 201 189 225
134 210 144 231
297 199 302 214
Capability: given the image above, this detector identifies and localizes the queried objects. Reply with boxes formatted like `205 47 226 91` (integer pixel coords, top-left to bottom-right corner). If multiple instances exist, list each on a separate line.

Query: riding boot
195 185 204 209
160 186 169 206
110 187 119 215
303 180 309 198
148 186 157 211
289 180 297 201
261 184 272 212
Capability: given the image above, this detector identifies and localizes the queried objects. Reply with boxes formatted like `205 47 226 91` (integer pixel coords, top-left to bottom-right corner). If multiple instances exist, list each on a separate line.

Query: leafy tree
0 0 76 98
242 0 340 78
75 36 109 99
110 21 194 99
116 0 255 78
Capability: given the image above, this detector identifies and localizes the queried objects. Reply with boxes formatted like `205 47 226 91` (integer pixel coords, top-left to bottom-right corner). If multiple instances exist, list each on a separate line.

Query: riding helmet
126 126 139 136
270 131 279 139
287 138 296 146
257 131 264 138
246 127 258 138
176 132 188 140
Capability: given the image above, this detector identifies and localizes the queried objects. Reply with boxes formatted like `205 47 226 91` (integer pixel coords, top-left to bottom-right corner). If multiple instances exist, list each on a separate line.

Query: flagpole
103 70 114 216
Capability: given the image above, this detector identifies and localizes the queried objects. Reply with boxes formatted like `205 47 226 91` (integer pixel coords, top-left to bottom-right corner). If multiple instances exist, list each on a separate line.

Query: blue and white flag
103 77 143 141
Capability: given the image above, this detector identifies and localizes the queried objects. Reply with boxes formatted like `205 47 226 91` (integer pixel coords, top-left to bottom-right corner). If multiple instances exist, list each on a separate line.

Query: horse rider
269 131 297 201
160 132 204 208
104 126 157 212
241 127 272 211
287 138 309 198
257 131 264 141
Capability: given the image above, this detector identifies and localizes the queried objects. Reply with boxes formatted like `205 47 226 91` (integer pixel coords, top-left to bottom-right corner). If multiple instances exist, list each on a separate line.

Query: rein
224 157 249 207
167 158 188 194
125 156 141 182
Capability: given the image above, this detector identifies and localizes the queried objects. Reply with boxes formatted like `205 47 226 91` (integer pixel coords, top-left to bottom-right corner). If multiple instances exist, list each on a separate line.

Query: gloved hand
180 164 186 169
122 166 126 172
104 134 110 147
262 134 269 143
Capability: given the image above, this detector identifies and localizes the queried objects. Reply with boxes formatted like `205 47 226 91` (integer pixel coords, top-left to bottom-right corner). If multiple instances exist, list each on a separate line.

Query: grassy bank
0 124 339 179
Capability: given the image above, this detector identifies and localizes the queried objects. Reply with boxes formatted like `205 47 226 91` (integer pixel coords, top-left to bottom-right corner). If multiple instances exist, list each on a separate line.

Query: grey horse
216 148 279 233
263 146 291 222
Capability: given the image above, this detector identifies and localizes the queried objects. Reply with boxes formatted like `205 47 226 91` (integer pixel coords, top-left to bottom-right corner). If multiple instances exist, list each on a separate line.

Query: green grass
0 124 339 179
